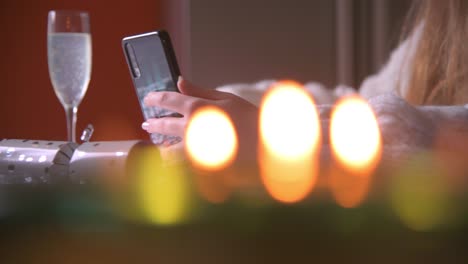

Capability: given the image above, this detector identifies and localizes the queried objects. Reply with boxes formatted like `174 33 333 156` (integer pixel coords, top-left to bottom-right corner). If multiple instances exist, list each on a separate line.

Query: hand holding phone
122 30 182 145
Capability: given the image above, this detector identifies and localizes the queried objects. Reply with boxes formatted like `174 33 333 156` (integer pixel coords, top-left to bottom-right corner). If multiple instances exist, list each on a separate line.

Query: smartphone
122 30 182 146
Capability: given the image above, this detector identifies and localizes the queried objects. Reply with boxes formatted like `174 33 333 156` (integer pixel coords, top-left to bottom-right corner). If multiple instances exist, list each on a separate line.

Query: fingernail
141 122 150 130
143 93 153 105
177 76 183 87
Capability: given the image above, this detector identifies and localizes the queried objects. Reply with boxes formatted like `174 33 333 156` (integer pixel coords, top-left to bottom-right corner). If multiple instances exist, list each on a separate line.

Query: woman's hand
142 77 259 163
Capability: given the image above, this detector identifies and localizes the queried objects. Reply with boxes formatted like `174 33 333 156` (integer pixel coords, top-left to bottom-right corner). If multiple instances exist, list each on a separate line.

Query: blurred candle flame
328 168 371 208
329 96 382 208
330 96 381 174
259 81 321 203
390 153 454 231
135 146 191 225
185 106 238 203
186 106 238 171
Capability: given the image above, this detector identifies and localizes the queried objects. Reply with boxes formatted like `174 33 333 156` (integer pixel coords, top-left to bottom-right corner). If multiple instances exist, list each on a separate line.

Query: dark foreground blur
1 142 468 263
1 182 468 263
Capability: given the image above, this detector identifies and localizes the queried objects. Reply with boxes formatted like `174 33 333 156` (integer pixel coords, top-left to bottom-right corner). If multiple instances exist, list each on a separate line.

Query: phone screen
123 31 181 145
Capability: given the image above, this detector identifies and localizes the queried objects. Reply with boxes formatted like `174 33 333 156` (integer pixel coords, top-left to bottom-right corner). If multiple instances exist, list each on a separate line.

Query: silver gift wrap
69 140 144 184
0 139 76 184
0 139 146 184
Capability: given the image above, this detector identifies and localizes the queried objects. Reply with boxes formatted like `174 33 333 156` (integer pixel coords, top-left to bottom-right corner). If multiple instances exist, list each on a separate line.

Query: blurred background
3 1 468 263
0 0 411 141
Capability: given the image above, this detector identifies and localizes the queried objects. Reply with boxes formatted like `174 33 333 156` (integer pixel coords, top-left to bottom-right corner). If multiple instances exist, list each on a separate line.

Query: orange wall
0 0 162 141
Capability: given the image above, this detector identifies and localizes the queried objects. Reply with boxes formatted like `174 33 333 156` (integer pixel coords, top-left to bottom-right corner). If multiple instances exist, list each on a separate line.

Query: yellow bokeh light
185 106 238 171
330 96 381 174
259 81 321 203
390 153 454 231
135 146 191 225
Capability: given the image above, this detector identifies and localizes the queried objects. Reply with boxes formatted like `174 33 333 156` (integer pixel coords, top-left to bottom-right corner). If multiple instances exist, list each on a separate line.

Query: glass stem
65 106 78 142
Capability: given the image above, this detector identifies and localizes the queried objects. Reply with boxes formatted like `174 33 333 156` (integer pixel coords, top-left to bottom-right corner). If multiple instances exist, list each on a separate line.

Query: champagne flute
47 10 92 142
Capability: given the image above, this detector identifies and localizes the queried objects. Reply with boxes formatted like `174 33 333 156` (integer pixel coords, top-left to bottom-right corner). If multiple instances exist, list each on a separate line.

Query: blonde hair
403 0 468 105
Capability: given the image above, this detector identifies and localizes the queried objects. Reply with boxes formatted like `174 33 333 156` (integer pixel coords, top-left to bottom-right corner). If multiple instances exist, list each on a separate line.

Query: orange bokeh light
259 81 321 203
329 96 382 208
330 96 382 175
185 106 238 171
328 167 372 208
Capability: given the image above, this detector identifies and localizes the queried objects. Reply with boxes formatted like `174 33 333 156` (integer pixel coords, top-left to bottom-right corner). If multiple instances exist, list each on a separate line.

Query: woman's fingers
143 76 235 115
142 117 186 137
144 91 207 114
178 76 234 100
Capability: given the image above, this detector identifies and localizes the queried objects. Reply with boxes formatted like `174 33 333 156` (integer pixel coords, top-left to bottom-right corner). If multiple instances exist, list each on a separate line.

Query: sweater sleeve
359 24 423 100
